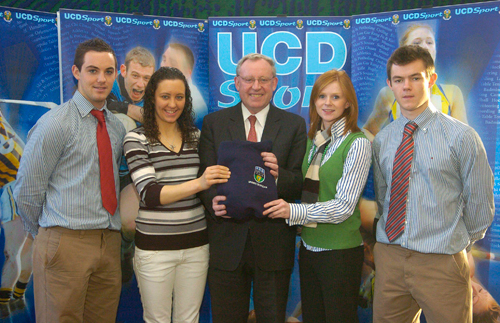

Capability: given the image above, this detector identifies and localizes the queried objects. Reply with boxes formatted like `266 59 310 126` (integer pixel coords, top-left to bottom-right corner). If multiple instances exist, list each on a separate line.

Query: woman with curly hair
123 67 230 323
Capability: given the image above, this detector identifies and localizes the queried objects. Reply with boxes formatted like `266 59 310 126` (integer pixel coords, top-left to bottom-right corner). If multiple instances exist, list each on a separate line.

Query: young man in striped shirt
372 45 494 323
14 38 126 323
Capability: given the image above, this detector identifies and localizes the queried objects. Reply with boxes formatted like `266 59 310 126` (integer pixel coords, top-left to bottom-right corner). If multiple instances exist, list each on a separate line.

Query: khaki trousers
33 227 121 323
373 243 472 323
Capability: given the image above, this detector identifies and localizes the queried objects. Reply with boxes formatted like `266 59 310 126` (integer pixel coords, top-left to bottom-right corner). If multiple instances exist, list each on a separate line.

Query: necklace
163 138 176 150
160 131 179 150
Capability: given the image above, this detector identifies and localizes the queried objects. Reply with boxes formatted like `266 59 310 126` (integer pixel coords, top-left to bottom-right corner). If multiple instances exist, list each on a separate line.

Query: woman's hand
199 165 230 190
263 199 290 219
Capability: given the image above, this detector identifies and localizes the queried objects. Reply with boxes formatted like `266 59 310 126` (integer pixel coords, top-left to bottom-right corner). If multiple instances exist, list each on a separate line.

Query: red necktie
90 109 117 215
248 115 257 142
386 121 418 242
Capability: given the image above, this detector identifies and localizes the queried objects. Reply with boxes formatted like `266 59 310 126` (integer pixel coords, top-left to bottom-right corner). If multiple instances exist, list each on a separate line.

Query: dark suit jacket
198 103 307 271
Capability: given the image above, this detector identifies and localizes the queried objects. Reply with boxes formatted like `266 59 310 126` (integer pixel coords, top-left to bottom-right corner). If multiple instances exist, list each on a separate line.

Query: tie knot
404 122 418 136
248 115 257 126
90 109 105 123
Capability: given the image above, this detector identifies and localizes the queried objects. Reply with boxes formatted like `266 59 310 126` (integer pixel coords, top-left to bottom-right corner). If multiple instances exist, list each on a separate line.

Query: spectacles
238 76 273 85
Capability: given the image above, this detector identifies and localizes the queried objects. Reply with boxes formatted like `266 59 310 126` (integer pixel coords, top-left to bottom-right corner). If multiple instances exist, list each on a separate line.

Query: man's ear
72 65 80 81
120 64 127 77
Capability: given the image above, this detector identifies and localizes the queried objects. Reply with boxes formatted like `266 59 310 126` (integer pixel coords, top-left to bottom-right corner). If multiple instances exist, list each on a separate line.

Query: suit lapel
262 104 281 143
227 103 247 141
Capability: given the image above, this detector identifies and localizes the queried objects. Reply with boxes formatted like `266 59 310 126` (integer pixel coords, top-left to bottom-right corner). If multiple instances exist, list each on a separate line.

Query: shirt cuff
288 203 308 226
144 184 163 207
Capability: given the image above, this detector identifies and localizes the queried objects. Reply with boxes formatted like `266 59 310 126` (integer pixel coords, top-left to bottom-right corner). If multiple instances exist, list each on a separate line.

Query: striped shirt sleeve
123 130 163 207
288 137 372 226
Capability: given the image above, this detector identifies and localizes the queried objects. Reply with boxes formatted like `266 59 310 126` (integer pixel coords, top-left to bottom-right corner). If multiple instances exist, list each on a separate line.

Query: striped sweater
123 127 207 250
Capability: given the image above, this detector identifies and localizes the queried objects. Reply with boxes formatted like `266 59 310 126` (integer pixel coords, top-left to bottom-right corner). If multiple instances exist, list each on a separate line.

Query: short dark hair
73 38 117 71
386 45 435 82
142 67 197 146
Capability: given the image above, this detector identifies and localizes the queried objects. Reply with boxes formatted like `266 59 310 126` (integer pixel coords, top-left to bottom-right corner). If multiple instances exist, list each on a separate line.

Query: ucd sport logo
443 9 451 20
392 14 400 25
343 19 351 29
249 20 256 30
104 16 112 26
198 22 205 32
3 11 12 23
153 19 160 29
254 166 265 183
296 19 303 29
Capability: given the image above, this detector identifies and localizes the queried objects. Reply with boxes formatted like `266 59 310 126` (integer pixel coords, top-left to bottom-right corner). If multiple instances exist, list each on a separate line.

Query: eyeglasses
238 76 273 85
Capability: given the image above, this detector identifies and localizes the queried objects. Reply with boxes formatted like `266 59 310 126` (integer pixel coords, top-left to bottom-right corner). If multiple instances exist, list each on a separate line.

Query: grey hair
235 53 277 77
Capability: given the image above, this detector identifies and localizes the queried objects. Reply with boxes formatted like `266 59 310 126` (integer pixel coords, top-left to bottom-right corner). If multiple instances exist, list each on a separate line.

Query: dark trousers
208 235 292 323
299 244 364 323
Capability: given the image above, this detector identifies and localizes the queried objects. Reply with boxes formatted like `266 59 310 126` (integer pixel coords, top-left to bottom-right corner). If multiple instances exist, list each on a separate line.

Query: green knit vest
301 132 366 250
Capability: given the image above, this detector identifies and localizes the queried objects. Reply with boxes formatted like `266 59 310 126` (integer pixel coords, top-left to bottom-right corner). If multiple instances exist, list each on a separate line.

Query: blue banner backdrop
208 16 352 123
0 6 59 323
59 8 210 129
352 2 500 321
58 8 211 323
0 2 499 322
0 6 59 140
208 15 353 322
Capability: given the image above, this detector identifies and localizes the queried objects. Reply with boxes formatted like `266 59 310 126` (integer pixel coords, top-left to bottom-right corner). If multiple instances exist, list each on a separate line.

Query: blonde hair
399 23 435 47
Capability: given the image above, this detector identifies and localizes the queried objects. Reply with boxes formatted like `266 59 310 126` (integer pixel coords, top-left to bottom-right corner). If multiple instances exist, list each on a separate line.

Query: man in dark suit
199 53 307 323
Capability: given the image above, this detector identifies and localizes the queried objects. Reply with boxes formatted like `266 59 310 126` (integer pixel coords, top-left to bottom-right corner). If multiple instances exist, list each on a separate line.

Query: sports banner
59 8 209 129
209 16 352 122
353 2 500 321
208 16 352 322
58 8 211 323
0 7 59 140
0 6 58 322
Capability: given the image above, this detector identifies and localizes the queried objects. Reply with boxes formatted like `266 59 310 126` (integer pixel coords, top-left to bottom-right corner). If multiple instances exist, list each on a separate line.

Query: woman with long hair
264 70 371 323
123 67 230 323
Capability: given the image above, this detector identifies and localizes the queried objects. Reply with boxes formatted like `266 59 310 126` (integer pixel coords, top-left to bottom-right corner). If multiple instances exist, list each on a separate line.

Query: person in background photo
363 22 467 141
0 109 33 318
14 38 126 323
107 46 155 283
468 250 500 323
108 46 155 128
264 69 371 323
123 66 230 323
160 42 208 127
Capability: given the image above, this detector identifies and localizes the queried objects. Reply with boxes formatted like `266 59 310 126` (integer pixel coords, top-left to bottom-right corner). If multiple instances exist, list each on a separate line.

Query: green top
301 131 366 250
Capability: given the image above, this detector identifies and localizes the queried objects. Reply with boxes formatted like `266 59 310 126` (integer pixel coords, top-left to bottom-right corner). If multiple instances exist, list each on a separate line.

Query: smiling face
72 51 117 109
154 79 186 126
404 27 437 61
387 59 437 120
315 81 350 130
234 59 278 114
121 60 154 104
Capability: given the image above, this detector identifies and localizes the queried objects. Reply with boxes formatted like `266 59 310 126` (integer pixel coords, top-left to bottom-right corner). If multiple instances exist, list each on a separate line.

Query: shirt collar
241 103 270 126
330 117 347 140
397 103 437 131
73 90 110 118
